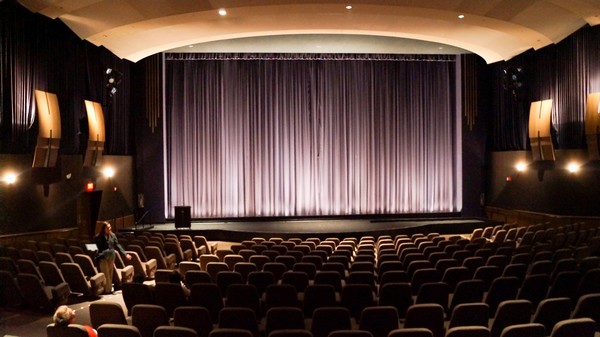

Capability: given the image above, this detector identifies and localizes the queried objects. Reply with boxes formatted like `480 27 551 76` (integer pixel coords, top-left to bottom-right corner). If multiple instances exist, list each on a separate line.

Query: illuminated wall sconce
515 162 528 172
102 167 115 178
3 172 17 185
567 162 581 174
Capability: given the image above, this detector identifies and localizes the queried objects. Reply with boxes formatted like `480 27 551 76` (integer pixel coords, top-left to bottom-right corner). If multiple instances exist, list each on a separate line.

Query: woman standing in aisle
94 221 131 294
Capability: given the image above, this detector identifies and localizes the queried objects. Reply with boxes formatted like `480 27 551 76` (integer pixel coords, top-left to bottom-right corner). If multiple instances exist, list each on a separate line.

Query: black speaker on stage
174 206 191 229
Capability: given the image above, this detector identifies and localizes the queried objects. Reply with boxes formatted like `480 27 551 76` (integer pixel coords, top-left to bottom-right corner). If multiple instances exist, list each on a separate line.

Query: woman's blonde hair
53 305 75 326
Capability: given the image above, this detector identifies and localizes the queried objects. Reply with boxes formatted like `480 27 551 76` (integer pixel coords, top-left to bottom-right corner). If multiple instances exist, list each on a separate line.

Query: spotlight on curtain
503 66 523 97
105 67 122 96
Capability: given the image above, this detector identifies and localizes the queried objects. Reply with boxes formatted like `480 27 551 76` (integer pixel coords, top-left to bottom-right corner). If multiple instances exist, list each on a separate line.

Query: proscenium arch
80 4 553 63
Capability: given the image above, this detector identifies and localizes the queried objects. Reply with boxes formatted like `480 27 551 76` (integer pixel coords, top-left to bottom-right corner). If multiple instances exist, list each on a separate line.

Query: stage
129 216 500 242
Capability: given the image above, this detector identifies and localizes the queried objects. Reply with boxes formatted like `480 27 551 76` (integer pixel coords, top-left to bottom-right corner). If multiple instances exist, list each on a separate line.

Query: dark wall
487 151 600 216
0 155 134 235
0 2 137 235
480 25 600 217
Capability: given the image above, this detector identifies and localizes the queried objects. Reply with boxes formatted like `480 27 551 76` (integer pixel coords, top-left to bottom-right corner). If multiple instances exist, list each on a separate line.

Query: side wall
0 155 134 244
486 150 600 218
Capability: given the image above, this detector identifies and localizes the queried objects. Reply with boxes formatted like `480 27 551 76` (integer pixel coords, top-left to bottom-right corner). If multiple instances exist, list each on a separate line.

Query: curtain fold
165 54 460 218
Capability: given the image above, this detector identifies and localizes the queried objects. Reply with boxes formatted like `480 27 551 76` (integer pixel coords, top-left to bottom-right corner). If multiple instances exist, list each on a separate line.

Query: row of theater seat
79 294 600 337
107 224 600 337
2 221 599 324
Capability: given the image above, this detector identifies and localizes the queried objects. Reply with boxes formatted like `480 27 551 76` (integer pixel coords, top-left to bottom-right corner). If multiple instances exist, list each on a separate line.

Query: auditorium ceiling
17 0 600 63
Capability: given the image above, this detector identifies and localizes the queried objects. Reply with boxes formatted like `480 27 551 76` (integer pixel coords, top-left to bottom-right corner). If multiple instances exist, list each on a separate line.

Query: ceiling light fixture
346 5 353 10
458 14 465 19
218 9 227 16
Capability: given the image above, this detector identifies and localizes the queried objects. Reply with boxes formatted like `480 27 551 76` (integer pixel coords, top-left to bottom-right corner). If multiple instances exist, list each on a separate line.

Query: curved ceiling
17 0 600 63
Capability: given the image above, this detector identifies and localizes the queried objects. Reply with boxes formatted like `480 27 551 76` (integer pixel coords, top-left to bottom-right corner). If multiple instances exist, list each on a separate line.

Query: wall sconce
567 162 581 174
102 167 115 178
515 162 527 172
2 172 17 185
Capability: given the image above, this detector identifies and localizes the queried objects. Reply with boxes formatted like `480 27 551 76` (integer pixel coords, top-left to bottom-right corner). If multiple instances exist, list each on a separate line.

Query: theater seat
17 273 69 311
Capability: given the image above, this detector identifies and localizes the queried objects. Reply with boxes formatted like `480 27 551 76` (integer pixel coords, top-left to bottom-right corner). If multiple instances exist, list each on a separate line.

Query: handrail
0 227 78 239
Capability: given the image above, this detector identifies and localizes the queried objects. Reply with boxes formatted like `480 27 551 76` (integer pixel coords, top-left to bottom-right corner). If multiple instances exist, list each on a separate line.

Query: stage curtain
165 53 460 218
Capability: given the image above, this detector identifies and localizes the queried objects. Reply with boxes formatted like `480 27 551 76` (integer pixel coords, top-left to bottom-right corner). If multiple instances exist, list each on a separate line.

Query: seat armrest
90 273 106 294
51 282 71 305
120 265 134 283
182 249 193 261
165 254 177 268
145 259 157 278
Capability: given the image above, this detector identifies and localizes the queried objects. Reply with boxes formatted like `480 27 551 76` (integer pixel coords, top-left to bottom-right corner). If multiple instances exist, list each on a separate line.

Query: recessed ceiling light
458 14 465 19
218 9 227 16
188 45 194 48
346 5 353 10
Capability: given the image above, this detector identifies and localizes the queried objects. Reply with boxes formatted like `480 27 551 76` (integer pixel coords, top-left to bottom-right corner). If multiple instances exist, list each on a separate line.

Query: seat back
449 279 485 312
225 284 261 318
218 307 260 337
60 262 96 296
121 282 154 316
17 259 43 279
131 304 170 337
264 284 301 310
403 304 445 337
310 307 353 337
154 326 199 337
154 282 190 317
550 318 596 337
190 283 224 323
16 273 53 310
89 301 128 328
490 300 533 337
264 307 306 336
377 282 413 319
55 252 74 266
532 297 571 333
73 254 100 278
448 303 489 329
0 270 25 308
572 293 600 331
499 323 544 337
39 261 66 286
144 246 169 269
173 306 213 337
340 284 375 321
0 256 19 277
485 276 520 316
46 323 90 337
359 306 400 337
303 284 337 317
97 323 142 337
